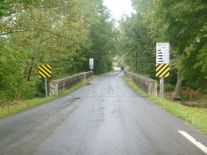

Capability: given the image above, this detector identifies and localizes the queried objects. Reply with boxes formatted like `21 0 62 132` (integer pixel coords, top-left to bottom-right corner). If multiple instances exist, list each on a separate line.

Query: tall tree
118 0 207 99
0 0 116 102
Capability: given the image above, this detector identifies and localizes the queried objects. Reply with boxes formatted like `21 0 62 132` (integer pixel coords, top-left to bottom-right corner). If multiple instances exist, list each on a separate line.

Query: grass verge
123 76 207 135
0 76 95 119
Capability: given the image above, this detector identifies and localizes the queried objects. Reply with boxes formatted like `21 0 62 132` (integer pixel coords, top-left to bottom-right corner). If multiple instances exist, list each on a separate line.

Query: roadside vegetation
0 76 95 118
116 0 207 101
0 0 116 103
123 76 207 135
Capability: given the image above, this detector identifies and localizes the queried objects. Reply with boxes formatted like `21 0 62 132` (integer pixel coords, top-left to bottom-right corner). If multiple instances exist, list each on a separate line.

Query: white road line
178 130 207 154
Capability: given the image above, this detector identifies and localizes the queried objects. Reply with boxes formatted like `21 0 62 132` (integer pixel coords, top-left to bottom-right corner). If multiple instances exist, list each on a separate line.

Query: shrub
182 88 201 101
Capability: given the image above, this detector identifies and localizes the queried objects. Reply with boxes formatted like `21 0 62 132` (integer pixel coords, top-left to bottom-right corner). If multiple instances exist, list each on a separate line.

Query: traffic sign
38 64 52 78
156 43 170 98
89 58 94 70
156 43 170 64
38 64 52 97
156 42 170 78
156 64 169 78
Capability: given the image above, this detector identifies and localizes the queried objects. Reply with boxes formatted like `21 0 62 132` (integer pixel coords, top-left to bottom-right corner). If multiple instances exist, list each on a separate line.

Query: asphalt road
0 72 207 155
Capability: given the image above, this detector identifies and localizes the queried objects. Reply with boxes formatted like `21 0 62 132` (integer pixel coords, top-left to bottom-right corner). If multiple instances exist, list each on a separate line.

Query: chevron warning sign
156 64 169 78
38 64 52 78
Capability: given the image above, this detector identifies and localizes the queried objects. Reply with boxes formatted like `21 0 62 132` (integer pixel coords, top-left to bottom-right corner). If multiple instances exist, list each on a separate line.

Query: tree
118 0 207 99
0 0 116 102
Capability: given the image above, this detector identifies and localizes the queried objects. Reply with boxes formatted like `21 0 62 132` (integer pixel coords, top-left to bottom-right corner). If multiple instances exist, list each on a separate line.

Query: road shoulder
123 76 207 136
0 76 96 119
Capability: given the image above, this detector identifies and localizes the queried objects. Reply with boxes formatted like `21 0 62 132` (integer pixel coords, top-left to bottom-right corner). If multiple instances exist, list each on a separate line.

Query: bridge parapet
124 71 157 96
49 71 93 96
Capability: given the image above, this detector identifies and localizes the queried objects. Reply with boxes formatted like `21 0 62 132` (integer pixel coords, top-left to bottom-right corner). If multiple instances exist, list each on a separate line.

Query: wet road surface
0 72 207 155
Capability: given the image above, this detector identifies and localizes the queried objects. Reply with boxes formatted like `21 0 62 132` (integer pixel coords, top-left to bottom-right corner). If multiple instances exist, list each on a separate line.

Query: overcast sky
103 0 135 20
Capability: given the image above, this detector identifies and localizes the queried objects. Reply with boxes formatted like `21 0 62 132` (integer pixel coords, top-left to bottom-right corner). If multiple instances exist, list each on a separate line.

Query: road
0 72 207 155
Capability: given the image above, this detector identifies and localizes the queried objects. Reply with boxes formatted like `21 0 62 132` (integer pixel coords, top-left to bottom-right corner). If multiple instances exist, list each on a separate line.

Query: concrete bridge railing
124 71 157 96
49 71 93 96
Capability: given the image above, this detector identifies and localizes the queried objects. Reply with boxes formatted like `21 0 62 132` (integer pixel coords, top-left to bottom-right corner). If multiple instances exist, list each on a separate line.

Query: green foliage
0 0 115 102
0 39 35 102
89 17 115 73
116 10 155 77
118 0 207 90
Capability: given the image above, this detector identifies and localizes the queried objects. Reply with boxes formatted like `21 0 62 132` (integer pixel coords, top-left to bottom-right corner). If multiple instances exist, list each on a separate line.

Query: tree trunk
173 70 182 100
135 51 137 72
27 57 35 81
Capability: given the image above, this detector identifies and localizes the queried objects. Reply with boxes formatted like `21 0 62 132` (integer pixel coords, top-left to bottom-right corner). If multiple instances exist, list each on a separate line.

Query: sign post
89 58 94 71
45 77 48 97
160 77 164 98
38 64 52 97
156 43 170 97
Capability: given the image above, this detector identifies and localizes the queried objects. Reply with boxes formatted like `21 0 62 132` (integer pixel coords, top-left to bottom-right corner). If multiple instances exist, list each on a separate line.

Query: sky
103 0 135 20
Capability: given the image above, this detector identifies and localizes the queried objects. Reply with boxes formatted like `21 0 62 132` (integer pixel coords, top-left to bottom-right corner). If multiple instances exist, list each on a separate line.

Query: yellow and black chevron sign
156 64 169 78
38 64 52 78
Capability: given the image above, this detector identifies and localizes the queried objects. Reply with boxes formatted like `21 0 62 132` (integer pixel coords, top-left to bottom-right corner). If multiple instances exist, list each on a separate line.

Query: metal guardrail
124 71 157 96
49 71 93 96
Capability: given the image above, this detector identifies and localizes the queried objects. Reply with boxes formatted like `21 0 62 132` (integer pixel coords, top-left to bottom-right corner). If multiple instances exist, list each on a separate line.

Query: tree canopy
0 0 116 102
116 0 207 98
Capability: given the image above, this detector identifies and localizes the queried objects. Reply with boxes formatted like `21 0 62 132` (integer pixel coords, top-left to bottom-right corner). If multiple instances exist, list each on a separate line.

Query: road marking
178 130 207 154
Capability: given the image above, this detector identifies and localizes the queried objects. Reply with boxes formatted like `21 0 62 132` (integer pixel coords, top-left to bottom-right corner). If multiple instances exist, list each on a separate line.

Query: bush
35 79 46 97
182 88 201 101
165 83 175 92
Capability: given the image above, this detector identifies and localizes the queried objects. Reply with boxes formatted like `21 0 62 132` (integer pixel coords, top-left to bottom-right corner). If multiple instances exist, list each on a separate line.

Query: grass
123 76 147 97
197 94 207 108
123 76 207 135
0 76 95 119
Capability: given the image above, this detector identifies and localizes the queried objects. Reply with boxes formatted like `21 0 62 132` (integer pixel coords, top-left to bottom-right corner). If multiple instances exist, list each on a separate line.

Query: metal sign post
38 64 52 97
160 77 164 98
156 43 170 97
45 77 48 97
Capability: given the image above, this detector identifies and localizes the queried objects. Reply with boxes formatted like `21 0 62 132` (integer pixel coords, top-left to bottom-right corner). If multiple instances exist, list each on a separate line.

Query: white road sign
89 58 94 70
156 43 170 64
